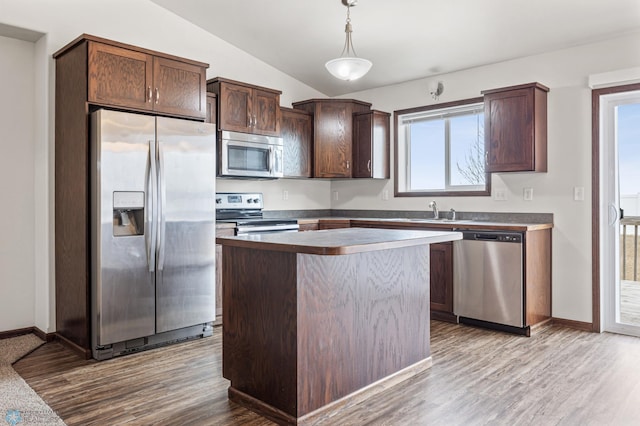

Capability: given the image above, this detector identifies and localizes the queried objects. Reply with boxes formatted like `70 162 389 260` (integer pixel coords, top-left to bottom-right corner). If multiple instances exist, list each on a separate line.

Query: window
395 98 490 196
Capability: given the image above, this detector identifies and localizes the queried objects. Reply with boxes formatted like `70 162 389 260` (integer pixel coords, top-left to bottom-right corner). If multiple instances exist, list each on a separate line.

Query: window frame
394 97 491 197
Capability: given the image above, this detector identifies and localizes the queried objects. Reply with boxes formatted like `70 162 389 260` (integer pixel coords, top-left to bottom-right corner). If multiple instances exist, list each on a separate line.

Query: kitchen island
217 228 461 425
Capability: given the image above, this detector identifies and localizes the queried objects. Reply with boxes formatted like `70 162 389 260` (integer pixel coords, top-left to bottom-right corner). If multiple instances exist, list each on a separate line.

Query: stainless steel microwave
218 131 284 179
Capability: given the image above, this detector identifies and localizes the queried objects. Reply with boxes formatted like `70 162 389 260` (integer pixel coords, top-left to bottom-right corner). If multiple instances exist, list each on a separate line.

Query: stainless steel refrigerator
90 109 216 360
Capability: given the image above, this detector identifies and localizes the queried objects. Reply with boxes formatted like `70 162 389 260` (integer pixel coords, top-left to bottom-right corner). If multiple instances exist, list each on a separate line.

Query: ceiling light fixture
325 0 372 81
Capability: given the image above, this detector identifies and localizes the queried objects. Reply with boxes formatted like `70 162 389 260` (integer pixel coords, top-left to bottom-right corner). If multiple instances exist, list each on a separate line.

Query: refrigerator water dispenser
113 191 144 236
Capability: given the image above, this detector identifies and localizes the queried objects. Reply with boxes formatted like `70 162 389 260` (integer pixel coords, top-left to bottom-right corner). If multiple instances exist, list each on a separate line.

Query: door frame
592 82 640 333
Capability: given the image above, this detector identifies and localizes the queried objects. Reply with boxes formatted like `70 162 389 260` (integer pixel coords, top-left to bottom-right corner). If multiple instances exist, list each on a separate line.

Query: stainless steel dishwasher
453 230 525 333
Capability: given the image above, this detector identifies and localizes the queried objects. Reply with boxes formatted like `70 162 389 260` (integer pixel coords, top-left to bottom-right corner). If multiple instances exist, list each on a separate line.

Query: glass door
602 90 640 336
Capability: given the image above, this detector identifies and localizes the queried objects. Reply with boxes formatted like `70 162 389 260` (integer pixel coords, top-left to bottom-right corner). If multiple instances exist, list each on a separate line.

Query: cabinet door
353 111 391 179
254 89 281 136
215 244 223 324
315 102 352 178
430 242 454 315
218 82 253 133
353 112 373 178
206 93 217 125
152 57 206 119
484 84 547 173
88 42 153 111
282 108 312 177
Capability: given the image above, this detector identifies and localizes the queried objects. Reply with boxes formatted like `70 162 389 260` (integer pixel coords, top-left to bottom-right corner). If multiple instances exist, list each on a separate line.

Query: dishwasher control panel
460 231 522 243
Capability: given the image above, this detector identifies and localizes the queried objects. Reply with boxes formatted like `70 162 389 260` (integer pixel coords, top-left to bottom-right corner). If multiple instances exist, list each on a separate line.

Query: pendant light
325 0 372 81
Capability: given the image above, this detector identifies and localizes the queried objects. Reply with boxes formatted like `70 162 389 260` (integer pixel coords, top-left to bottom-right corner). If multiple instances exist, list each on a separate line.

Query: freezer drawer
453 231 524 328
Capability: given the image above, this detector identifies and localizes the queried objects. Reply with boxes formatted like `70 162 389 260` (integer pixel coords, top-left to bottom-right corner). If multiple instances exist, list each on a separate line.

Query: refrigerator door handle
157 140 167 271
147 139 157 272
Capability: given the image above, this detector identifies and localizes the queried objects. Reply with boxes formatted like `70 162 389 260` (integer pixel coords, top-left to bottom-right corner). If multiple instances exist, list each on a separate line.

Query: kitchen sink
366 218 472 224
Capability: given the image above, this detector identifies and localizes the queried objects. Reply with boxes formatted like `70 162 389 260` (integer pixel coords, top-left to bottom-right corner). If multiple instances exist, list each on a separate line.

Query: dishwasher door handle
474 233 499 241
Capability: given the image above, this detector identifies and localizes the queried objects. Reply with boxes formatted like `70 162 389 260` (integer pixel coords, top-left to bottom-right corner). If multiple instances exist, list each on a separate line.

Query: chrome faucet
450 208 456 221
428 201 438 219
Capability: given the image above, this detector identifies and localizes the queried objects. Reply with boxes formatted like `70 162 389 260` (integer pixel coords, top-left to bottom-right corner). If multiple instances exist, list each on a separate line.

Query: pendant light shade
325 57 372 81
325 0 372 81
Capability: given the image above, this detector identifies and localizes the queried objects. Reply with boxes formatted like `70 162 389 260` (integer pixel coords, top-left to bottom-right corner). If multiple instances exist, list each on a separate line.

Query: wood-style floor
13 321 640 425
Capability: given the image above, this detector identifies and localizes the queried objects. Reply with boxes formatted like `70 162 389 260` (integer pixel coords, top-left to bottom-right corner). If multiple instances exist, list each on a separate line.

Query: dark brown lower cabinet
429 242 456 323
215 225 235 325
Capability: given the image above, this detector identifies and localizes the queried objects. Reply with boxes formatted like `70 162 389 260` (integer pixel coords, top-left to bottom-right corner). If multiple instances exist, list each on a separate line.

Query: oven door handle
236 224 299 234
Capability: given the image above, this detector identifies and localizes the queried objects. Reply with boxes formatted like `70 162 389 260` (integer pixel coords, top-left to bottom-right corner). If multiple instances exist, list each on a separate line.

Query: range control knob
215 198 222 204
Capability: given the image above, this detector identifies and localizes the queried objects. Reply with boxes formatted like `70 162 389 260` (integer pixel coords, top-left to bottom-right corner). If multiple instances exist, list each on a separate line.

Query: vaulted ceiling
151 0 640 96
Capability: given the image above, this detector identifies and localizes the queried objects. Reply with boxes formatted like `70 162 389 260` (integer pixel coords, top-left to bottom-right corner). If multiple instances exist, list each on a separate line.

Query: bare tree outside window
456 115 485 185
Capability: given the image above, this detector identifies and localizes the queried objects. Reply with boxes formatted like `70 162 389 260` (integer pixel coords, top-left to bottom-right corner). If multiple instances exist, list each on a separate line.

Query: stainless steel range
216 192 299 235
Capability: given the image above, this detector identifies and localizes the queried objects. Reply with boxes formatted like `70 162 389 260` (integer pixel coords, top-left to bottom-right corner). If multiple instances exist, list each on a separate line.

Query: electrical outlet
283 190 288 201
382 190 389 201
494 188 508 201
523 188 533 201
333 190 339 201
574 186 585 201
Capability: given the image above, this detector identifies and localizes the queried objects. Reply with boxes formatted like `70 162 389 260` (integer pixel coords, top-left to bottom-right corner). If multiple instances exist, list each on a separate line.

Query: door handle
147 140 157 272
268 147 274 174
367 159 371 172
157 141 167 271
608 203 619 226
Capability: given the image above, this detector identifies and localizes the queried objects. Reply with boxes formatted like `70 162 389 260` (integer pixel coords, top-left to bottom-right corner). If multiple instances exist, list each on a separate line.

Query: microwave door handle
268 146 274 174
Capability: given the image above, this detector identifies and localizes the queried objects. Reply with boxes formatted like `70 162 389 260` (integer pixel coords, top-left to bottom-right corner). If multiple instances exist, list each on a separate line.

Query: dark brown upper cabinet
482 82 549 173
207 77 281 137
281 107 313 178
293 99 371 178
205 93 217 125
353 110 390 179
86 38 207 119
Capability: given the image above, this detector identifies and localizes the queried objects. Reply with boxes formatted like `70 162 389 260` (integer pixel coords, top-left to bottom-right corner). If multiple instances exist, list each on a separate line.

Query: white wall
0 35 36 331
0 0 329 333
332 32 640 323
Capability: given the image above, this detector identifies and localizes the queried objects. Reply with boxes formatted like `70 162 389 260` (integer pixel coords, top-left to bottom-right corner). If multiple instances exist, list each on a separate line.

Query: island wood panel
55 41 92 355
524 228 552 325
296 245 431 416
222 246 299 417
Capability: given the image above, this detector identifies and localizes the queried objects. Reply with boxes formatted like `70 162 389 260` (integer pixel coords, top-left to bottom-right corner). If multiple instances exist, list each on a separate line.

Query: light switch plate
382 190 389 201
333 190 339 201
574 186 585 201
524 187 533 201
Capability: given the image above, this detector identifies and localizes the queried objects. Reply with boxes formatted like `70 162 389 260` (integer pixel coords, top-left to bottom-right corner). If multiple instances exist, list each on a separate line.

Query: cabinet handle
248 113 252 127
346 160 350 170
253 115 257 127
155 88 159 104
148 86 152 103
367 160 371 172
